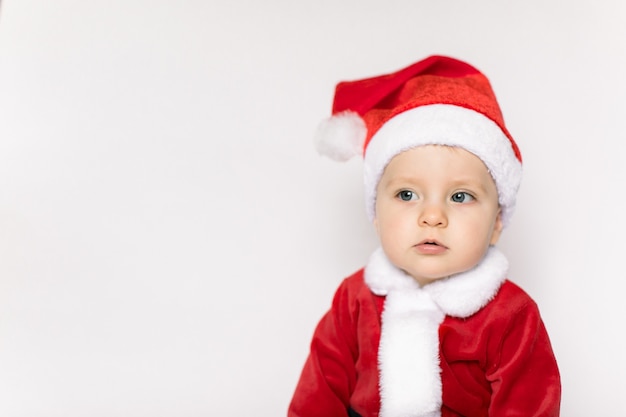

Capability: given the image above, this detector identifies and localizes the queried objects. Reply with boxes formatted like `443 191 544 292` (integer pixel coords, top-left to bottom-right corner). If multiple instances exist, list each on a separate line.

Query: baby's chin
402 271 451 287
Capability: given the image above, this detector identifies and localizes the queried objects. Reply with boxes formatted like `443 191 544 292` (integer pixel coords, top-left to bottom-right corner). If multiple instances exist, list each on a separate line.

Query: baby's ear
489 210 504 245
372 217 380 235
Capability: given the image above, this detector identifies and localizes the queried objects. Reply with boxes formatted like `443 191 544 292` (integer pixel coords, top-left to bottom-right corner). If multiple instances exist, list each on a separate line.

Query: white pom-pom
314 110 367 161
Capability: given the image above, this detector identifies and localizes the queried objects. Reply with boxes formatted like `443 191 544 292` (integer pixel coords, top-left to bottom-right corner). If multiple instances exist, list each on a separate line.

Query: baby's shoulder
331 268 384 310
495 280 537 307
332 267 369 295
479 279 541 323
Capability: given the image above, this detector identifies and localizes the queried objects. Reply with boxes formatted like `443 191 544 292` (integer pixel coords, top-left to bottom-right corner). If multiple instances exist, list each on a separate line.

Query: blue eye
397 190 417 201
451 192 474 203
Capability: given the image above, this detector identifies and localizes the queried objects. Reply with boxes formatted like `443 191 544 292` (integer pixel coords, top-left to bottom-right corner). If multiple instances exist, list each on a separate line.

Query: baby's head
315 56 522 284
316 55 522 227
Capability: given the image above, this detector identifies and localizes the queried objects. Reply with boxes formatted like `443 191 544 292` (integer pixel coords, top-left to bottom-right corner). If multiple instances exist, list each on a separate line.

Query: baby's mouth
418 239 446 247
415 239 448 253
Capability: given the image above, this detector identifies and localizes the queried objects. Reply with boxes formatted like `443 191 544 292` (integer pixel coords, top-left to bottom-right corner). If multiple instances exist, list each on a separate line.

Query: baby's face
373 145 502 286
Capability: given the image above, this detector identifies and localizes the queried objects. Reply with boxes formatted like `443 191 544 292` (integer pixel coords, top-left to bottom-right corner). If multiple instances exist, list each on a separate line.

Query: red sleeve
486 300 561 416
288 279 359 417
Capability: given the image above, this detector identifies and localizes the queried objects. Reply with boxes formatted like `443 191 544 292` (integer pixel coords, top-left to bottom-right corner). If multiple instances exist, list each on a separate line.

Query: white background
0 0 625 415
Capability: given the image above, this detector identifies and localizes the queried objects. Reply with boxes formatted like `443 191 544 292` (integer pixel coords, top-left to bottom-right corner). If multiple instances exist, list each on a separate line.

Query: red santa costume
288 56 561 417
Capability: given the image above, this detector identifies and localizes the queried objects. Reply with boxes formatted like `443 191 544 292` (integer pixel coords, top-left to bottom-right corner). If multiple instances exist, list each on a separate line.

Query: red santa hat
315 55 523 226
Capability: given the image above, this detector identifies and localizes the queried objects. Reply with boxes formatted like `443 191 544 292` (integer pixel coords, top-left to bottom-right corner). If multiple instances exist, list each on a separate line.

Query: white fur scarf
364 246 509 417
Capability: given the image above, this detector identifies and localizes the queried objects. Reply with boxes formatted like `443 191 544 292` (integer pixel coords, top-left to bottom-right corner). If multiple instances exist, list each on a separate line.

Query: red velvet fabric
329 56 522 162
288 270 560 417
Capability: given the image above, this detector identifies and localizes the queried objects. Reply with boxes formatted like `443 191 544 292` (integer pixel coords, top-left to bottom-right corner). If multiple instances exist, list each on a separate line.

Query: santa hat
315 55 523 226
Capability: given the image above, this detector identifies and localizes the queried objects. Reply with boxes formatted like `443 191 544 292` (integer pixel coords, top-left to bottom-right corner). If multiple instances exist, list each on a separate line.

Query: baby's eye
451 192 474 203
397 190 417 201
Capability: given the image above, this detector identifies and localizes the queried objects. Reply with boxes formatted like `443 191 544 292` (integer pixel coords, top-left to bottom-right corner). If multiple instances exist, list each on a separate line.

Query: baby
288 55 561 417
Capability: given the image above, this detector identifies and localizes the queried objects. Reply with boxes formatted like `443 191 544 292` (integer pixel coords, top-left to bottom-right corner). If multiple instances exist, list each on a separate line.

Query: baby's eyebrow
448 177 492 192
382 176 424 187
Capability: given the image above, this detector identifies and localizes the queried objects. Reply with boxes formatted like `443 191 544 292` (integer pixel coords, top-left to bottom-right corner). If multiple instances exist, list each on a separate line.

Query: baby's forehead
398 143 478 155
380 144 497 187
385 144 490 169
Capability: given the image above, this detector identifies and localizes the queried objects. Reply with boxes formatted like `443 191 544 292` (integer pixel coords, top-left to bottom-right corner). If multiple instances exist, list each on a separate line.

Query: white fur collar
364 246 508 417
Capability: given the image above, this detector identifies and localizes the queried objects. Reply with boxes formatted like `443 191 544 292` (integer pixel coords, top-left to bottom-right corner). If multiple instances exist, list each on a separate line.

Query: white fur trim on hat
314 110 367 161
363 104 522 226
